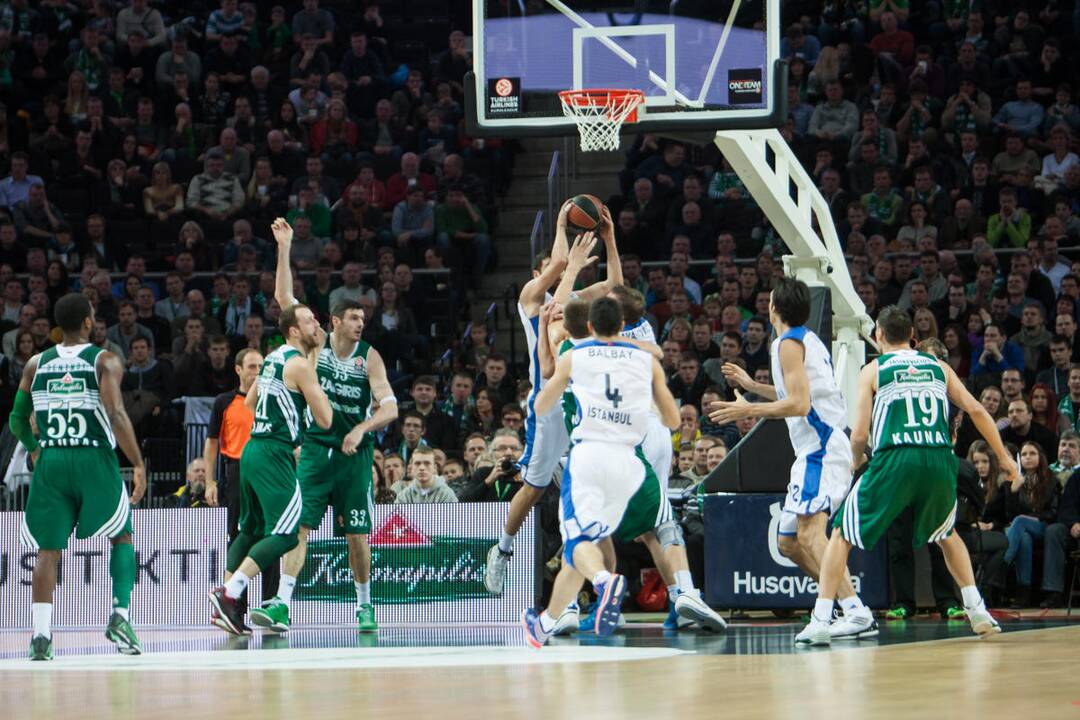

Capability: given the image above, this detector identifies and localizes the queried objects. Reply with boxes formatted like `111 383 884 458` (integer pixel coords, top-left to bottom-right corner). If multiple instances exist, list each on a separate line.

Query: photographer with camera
458 429 525 502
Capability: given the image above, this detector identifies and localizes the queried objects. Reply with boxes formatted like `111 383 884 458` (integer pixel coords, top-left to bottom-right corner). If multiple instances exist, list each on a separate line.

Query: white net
559 90 645 152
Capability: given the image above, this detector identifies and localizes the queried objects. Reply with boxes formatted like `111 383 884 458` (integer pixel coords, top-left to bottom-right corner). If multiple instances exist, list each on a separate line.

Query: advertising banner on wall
704 494 888 609
0 504 535 628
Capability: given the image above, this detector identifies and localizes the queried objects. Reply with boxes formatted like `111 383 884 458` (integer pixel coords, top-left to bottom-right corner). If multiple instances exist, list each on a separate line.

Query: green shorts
613 447 668 543
21 447 130 550
296 441 375 535
238 437 302 537
833 446 959 551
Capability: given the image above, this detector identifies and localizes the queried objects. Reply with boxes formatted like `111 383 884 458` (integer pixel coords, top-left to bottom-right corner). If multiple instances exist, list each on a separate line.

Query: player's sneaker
674 591 727 632
593 574 627 636
484 545 511 595
552 601 579 636
577 604 626 633
521 608 551 649
884 606 910 621
828 611 878 640
250 598 290 633
945 606 967 620
663 598 695 630
357 603 378 633
966 605 1001 638
794 616 832 646
105 612 142 655
208 586 252 635
28 635 53 661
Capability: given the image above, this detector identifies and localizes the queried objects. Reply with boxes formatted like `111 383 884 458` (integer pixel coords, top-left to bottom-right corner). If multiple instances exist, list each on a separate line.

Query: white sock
813 598 833 622
224 571 250 599
592 570 612 588
839 595 867 615
113 607 129 621
675 570 696 594
355 581 371 606
961 585 983 609
276 574 297 605
538 611 556 633
667 584 679 600
498 532 515 554
32 603 52 639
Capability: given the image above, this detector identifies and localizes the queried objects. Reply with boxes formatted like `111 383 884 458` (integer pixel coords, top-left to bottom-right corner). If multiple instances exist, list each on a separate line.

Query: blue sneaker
521 608 550 649
578 602 627 633
593 574 627 636
663 600 680 630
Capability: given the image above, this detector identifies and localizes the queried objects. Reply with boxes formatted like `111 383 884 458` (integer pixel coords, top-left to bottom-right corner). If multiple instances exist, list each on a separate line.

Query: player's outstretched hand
130 465 146 506
708 390 753 425
540 301 563 327
567 231 599 269
720 362 752 390
205 482 218 507
598 205 615 242
271 217 293 246
556 199 574 230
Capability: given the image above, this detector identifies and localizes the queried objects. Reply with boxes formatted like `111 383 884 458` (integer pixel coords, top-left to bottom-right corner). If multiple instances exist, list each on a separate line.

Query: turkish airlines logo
494 78 514 97
728 68 763 105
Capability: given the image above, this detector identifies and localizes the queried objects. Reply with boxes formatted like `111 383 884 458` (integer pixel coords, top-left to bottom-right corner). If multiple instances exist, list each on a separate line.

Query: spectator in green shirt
986 187 1032 248
861 166 904 230
286 185 332 238
435 184 491 285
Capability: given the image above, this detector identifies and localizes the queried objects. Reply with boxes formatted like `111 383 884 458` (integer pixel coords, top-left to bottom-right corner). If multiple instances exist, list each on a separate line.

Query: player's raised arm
341 348 398 455
708 338 808 424
575 206 623 301
552 232 598 305
534 350 572 415
519 201 573 310
287 347 333 429
98 351 146 505
940 359 1019 483
627 338 663 360
848 360 878 468
272 217 299 309
651 357 680 429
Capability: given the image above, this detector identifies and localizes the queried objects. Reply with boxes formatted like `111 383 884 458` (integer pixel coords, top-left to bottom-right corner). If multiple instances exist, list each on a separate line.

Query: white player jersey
770 326 849 458
621 318 656 343
518 296 551 394
569 340 653 446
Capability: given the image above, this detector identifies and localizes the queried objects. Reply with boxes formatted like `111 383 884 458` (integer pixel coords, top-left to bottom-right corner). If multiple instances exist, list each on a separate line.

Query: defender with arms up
208 256 334 636
250 218 399 633
13 293 147 660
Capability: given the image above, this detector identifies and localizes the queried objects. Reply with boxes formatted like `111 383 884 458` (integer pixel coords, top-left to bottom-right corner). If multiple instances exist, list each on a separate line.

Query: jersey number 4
605 374 623 409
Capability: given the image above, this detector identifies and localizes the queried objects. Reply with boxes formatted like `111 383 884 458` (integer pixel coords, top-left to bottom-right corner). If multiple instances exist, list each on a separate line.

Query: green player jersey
30 344 114 450
872 350 951 453
305 338 374 448
252 345 308 447
559 338 578 435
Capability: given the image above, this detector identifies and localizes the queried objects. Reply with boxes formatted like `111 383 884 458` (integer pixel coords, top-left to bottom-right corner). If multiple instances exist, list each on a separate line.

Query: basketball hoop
558 89 645 152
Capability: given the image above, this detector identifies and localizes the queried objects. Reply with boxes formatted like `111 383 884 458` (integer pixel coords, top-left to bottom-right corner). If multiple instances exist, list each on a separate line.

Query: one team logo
494 78 514 97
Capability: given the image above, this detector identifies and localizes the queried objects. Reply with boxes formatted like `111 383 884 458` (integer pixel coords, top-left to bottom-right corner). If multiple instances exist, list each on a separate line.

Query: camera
499 458 516 475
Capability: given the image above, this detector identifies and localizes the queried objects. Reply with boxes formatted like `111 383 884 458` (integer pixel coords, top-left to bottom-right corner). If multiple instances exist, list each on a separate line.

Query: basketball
567 194 605 231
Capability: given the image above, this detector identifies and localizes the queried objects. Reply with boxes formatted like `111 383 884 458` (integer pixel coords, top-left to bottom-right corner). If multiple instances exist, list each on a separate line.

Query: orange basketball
567 194 605 231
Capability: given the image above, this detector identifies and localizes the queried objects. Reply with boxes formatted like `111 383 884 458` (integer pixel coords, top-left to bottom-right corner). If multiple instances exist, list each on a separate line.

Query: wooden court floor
0 621 1076 720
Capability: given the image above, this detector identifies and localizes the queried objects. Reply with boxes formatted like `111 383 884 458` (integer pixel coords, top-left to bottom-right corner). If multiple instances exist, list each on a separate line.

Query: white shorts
559 441 666 566
518 395 570 488
640 414 673 492
778 432 853 536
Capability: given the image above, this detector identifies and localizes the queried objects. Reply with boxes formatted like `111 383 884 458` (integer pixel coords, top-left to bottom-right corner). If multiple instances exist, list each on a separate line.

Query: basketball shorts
560 442 665 567
834 446 959 551
778 431 853 536
297 441 375 535
640 414 673 492
519 395 569 488
21 447 130 550
238 437 303 537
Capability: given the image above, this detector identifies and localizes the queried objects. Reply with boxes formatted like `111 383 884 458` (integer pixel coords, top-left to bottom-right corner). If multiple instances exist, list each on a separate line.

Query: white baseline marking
1 645 691 672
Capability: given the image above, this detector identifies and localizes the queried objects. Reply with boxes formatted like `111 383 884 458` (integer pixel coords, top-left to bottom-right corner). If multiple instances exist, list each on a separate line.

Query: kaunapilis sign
704 494 888 609
0 504 535 628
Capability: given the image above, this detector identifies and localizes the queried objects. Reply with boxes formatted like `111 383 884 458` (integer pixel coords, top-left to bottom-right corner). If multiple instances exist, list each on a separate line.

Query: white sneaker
795 616 832 646
484 545 510 595
828 611 879 640
552 602 579 636
966 605 1001 638
674 591 727 632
